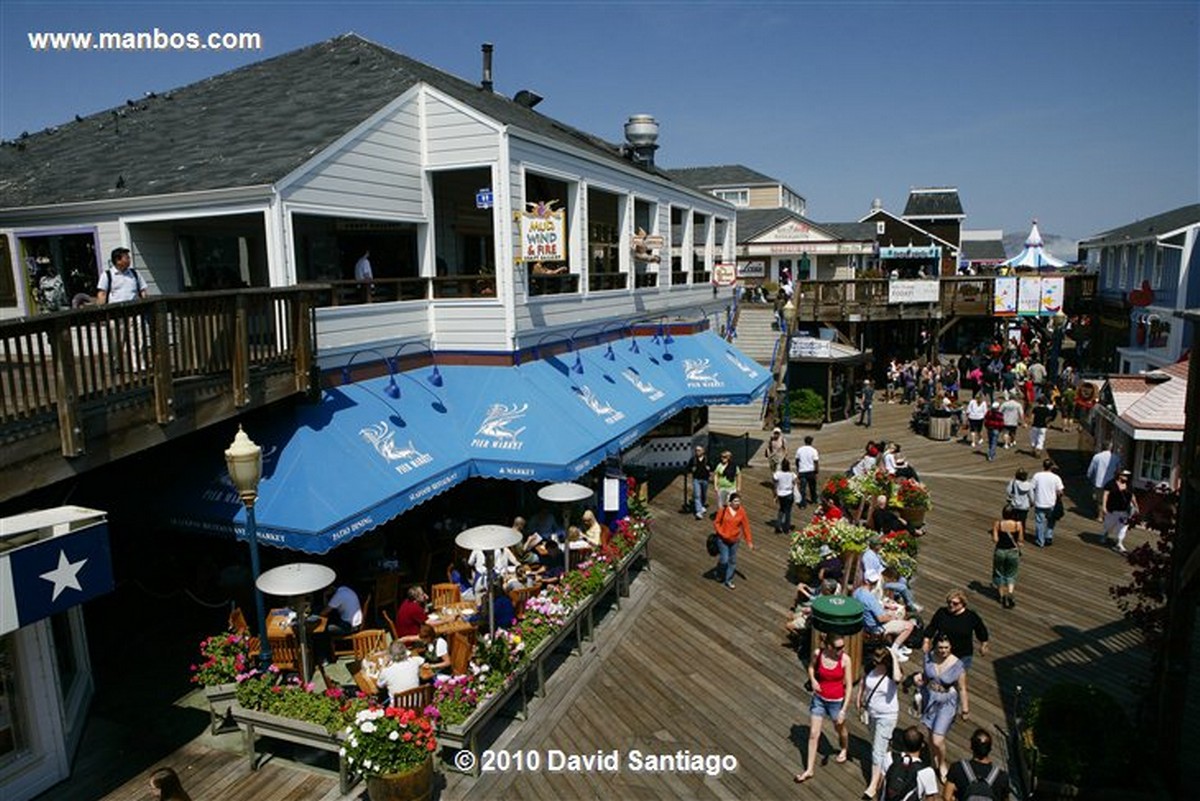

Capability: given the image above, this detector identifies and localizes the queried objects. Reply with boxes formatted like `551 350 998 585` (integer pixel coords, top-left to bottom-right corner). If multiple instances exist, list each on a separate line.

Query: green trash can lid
810 595 864 628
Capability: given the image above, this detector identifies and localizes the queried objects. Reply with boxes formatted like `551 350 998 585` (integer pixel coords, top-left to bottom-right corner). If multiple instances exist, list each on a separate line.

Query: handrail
0 286 320 460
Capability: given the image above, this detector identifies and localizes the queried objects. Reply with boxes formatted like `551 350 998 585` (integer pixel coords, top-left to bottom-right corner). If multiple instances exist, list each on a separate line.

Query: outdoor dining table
266 608 327 638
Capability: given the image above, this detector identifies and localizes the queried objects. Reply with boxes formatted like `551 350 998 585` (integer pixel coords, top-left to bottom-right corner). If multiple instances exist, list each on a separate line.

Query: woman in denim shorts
795 632 852 783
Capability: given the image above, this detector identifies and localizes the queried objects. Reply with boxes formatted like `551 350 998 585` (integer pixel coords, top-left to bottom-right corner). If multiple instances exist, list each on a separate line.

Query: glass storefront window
0 635 24 767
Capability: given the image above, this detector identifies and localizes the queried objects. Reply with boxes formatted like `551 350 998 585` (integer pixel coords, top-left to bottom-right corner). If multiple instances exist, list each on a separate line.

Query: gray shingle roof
962 239 1007 261
1080 204 1200 247
902 188 964 218
0 34 679 209
666 165 780 190
735 209 872 243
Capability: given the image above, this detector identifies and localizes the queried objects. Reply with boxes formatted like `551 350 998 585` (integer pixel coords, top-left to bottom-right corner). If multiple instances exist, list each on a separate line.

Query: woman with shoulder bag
857 645 904 799
1005 467 1033 529
992 506 1024 608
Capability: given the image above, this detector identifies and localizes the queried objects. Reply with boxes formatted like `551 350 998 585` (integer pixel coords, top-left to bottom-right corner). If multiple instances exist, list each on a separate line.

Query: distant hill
1002 231 1078 263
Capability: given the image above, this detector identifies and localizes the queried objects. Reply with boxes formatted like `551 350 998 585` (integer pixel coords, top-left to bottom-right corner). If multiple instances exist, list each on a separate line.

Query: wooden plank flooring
444 401 1162 800
58 400 1174 800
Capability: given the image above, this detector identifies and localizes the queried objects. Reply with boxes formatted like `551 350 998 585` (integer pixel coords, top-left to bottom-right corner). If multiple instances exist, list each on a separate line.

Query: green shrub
787 388 825 421
1028 683 1132 787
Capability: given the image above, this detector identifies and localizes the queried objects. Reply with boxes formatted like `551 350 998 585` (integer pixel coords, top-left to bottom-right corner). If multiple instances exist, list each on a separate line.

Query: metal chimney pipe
481 43 494 92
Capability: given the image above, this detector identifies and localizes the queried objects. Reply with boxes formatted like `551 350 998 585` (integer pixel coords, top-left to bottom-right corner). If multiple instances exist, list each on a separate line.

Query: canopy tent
1003 219 1067 270
165 332 770 553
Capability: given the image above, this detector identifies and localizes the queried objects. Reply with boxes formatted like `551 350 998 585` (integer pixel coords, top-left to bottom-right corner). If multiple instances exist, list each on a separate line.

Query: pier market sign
517 200 566 262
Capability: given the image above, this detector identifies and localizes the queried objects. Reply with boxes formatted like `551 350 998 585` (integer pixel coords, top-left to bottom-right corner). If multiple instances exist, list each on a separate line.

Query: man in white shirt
880 726 940 799
97 248 148 304
1086 442 1120 522
1030 459 1065 547
376 641 422 702
354 249 373 282
998 394 1024 449
965 395 988 449
794 435 820 507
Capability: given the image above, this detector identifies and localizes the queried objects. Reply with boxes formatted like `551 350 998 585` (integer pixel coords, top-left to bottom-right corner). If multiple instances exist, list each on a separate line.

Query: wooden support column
150 299 174 423
233 294 250 407
293 292 314 394
52 319 83 456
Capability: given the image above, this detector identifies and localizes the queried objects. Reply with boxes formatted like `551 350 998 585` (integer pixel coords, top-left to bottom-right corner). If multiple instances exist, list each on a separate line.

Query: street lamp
225 425 272 669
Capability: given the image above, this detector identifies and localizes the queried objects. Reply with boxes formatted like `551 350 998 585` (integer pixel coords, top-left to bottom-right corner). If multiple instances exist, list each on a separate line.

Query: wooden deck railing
0 287 320 487
793 273 1097 319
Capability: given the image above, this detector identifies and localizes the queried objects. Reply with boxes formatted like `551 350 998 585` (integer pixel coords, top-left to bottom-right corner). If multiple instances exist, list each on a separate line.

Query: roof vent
513 89 543 109
624 114 659 170
480 43 494 92
871 198 882 211
1143 370 1171 384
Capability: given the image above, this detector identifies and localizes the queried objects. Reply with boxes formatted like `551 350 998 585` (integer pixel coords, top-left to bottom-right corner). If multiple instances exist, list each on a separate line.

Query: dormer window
713 189 749 207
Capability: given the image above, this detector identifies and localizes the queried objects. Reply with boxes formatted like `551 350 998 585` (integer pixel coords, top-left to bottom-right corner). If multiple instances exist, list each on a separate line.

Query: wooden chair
332 593 372 659
568 545 593 570
448 632 472 676
508 584 541 618
346 629 390 662
381 609 399 640
374 574 399 623
228 606 262 658
431 583 461 609
390 683 434 711
267 635 301 675
352 669 379 698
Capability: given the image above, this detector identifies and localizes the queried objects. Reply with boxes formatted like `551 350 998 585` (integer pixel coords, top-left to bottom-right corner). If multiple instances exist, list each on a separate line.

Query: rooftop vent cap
624 115 659 169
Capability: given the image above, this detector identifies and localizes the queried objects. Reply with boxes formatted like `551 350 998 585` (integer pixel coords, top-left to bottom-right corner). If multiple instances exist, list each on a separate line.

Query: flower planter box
203 682 239 735
230 703 356 794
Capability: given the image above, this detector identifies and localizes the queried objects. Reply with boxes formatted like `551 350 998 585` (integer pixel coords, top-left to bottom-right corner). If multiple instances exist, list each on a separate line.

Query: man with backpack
942 728 1009 800
880 725 939 800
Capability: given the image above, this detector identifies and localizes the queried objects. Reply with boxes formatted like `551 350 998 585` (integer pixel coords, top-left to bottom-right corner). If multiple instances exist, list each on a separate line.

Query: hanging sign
712 263 737 286
1017 276 1042 316
994 276 1018 316
475 188 494 209
1040 276 1064 315
887 280 939 303
517 200 566 263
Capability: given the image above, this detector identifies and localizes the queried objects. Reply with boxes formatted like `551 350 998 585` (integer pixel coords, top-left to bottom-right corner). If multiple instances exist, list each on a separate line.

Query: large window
670 206 690 285
713 189 748 207
1152 246 1164 290
0 635 23 767
16 230 99 313
0 236 15 308
1138 440 1176 484
692 211 710 281
587 187 625 291
1118 246 1129 289
1134 245 1145 287
432 167 496 276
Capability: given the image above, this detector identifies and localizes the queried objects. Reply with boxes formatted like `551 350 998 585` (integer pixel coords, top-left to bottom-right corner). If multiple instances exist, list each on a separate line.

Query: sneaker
898 646 913 656
895 650 910 663
724 581 736 590
909 603 924 613
695 512 703 520
1115 544 1128 554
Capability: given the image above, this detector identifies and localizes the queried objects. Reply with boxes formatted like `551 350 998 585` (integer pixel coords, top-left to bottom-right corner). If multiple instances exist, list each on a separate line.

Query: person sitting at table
449 557 476 601
537 539 565 583
400 623 450 674
580 510 605 548
395 585 428 638
472 583 517 630
565 525 589 549
312 583 362 664
376 641 422 701
469 546 519 595
504 564 540 592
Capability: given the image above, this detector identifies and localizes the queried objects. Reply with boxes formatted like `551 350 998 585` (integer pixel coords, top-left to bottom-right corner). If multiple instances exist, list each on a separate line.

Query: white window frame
1119 246 1129 289
713 188 749 207
1137 440 1175 484
1152 245 1164 290
1134 245 1145 287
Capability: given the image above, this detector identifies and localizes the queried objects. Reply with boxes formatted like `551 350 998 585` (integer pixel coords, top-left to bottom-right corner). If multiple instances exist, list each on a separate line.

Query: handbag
859 671 885 726
706 533 720 557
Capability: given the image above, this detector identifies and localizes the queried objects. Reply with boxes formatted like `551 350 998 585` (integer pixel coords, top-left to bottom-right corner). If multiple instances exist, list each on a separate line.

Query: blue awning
166 380 471 554
658 331 772 406
166 332 768 552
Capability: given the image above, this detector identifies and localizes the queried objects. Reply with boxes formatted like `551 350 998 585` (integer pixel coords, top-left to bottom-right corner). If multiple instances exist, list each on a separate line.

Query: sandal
835 750 848 763
794 771 813 783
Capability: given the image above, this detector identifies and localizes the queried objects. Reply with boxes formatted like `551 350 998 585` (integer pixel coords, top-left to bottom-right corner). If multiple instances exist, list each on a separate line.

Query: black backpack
883 751 921 801
958 759 1001 801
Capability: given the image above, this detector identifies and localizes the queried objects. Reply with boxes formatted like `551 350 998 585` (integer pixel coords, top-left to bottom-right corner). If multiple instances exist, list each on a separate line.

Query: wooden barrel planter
365 757 434 801
903 506 927 527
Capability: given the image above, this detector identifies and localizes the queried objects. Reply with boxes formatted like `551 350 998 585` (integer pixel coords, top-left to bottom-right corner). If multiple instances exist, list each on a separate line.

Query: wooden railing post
150 299 174 423
233 294 250 407
293 292 314 394
52 318 84 457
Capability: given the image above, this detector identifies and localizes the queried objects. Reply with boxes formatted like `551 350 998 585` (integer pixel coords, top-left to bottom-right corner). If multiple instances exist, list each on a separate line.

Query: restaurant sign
712 262 737 286
789 337 831 359
517 200 566 263
880 246 941 260
887 280 940 304
736 260 766 278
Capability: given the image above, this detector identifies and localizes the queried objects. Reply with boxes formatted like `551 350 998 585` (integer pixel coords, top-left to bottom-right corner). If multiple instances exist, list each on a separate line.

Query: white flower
364 759 373 771
389 730 400 741
360 721 377 734
339 748 347 757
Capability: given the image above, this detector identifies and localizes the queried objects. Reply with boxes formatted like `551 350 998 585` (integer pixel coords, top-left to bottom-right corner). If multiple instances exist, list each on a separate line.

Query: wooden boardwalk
53 401 1162 800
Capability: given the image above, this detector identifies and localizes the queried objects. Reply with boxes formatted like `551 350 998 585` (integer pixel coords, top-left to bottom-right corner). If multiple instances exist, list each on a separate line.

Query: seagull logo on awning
684 358 722 388
40 550 87 601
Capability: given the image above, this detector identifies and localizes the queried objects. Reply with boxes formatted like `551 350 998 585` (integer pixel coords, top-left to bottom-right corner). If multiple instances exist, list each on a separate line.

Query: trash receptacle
811 595 866 677
928 412 953 441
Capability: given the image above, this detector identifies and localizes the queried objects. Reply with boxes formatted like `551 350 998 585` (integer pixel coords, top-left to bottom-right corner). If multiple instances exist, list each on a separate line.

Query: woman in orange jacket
712 492 755 590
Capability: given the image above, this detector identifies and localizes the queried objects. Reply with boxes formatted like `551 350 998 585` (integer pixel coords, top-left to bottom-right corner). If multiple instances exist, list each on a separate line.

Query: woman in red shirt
795 631 853 782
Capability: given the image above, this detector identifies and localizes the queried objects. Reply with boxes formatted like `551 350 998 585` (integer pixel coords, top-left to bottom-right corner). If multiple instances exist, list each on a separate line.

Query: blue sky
2 1 1196 241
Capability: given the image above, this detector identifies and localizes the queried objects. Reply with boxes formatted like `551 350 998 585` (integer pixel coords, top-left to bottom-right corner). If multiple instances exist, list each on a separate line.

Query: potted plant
191 631 253 733
892 478 932 526
342 705 438 801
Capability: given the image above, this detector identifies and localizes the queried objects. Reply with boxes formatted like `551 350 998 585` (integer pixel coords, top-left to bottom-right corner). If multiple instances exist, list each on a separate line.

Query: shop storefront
0 507 112 801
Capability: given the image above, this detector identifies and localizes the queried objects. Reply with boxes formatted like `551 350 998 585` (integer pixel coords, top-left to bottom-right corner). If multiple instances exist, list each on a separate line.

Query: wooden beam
150 300 175 424
52 319 84 457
